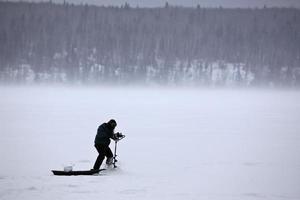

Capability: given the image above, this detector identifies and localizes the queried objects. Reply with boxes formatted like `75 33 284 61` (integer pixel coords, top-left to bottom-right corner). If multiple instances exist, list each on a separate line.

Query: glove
113 132 125 141
115 132 123 138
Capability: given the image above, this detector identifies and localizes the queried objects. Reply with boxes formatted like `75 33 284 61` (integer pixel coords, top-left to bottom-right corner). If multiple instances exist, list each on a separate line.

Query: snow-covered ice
0 86 300 200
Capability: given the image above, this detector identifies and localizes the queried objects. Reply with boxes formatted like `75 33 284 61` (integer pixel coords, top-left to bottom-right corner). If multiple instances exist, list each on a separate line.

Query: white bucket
64 166 73 172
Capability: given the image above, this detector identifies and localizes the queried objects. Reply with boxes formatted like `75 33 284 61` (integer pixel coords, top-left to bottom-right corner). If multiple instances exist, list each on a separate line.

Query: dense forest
0 1 300 86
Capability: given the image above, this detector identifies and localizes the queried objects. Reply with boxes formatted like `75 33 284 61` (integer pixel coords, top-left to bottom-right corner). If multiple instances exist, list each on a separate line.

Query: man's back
94 123 113 146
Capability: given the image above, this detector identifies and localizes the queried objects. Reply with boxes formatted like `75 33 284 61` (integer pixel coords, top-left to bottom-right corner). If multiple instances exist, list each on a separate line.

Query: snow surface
0 86 300 200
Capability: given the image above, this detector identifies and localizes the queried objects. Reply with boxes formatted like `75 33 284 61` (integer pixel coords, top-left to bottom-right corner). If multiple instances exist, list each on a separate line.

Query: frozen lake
0 86 300 200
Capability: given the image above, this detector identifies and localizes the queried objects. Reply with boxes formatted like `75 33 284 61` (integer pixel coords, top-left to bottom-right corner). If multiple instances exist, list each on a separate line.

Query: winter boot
106 157 113 165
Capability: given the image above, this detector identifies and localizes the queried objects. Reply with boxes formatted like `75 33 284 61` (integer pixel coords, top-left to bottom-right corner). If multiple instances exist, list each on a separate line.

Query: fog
0 86 299 199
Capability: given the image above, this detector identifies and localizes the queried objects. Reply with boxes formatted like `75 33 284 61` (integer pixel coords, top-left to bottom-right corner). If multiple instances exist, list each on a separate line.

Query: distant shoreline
3 0 300 9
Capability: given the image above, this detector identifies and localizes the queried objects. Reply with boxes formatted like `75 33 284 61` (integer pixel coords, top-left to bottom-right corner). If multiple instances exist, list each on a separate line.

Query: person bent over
93 119 118 170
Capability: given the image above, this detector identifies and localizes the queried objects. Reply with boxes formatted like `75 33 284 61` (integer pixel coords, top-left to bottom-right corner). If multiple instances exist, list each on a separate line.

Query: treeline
0 1 300 86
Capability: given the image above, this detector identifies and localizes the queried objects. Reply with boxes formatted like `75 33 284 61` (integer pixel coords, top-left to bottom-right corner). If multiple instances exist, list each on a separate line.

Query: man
93 119 118 170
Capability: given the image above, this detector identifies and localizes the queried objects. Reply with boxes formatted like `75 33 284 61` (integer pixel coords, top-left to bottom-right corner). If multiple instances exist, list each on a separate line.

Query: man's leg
93 144 106 170
105 146 114 165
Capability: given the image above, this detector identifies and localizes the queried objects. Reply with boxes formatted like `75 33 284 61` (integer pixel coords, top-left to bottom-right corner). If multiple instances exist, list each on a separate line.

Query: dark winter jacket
94 123 114 146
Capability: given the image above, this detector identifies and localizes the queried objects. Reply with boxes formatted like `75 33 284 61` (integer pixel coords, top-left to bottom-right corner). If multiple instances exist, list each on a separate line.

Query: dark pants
93 144 113 170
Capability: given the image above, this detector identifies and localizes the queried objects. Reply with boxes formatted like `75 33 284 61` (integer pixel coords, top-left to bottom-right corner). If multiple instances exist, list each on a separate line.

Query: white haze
0 86 300 200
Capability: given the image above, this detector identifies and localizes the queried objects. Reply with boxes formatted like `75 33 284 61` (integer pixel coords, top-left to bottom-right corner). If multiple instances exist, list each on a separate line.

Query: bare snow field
0 86 300 200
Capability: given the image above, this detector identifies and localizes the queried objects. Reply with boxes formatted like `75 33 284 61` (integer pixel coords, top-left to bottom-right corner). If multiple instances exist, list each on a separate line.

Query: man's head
107 119 117 129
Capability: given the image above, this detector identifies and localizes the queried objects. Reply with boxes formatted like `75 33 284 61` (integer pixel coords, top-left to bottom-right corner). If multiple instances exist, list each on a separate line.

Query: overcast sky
5 0 300 8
